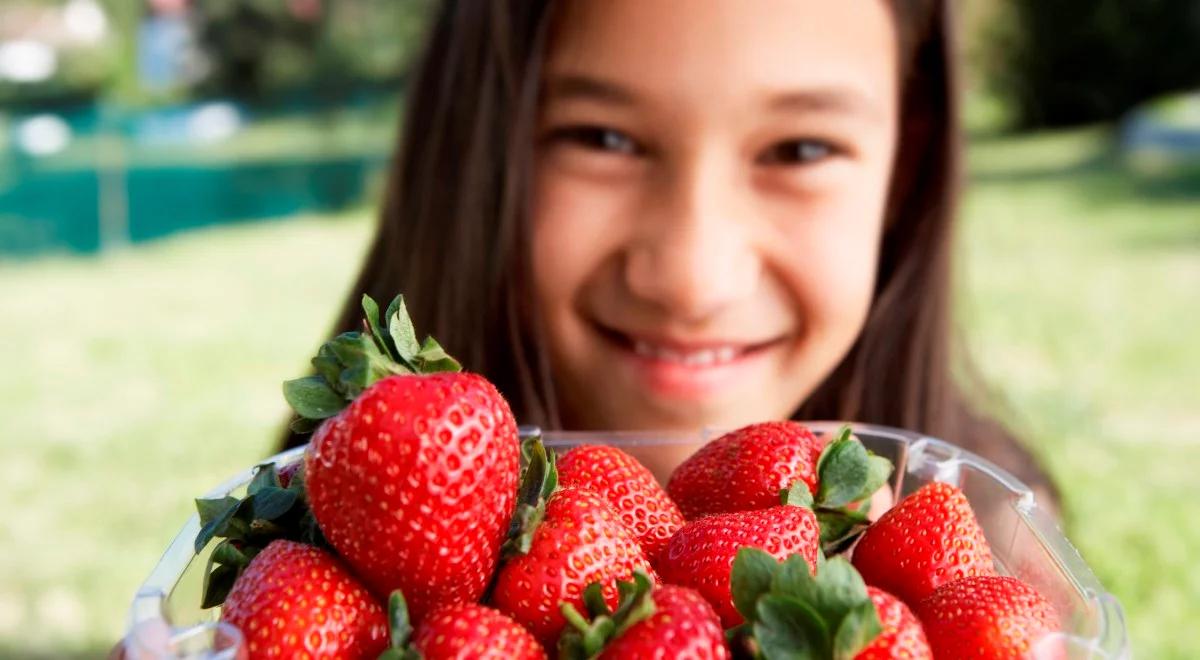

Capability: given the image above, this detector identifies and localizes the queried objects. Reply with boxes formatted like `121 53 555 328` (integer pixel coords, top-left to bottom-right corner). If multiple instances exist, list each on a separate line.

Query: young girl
283 0 1056 502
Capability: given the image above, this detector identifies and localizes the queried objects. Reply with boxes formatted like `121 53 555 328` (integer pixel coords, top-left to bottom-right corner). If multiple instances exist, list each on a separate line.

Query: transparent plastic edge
899 430 1129 659
125 445 309 656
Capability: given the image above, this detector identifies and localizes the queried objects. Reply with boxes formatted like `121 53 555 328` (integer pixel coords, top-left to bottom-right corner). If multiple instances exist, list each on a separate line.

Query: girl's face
532 0 899 430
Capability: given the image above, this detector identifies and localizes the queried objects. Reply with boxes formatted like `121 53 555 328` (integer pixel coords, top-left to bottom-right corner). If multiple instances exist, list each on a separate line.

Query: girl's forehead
545 0 898 105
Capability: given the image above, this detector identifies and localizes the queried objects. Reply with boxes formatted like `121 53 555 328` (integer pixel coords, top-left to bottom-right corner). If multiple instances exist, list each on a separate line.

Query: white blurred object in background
63 0 109 45
0 40 58 83
187 102 242 144
15 114 72 156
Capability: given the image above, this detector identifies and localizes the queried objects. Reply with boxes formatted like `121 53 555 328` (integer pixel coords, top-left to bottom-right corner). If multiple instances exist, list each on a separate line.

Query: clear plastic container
123 422 1129 659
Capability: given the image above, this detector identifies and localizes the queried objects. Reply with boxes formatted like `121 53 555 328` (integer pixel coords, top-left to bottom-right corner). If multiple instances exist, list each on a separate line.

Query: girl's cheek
531 161 636 301
760 182 884 330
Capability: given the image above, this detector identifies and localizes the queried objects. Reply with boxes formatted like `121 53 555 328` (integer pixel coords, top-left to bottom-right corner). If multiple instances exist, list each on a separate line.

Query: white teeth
632 340 741 366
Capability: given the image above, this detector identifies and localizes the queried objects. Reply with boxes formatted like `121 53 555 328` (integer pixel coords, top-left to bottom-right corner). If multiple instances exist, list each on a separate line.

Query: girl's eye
551 126 642 156
757 139 837 166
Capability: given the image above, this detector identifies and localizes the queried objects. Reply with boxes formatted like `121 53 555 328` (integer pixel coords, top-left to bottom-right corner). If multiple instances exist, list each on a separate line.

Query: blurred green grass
0 211 373 657
0 127 1197 657
961 127 1200 660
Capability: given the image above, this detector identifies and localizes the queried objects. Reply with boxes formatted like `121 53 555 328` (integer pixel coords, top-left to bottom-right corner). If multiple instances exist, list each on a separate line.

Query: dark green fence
0 99 396 256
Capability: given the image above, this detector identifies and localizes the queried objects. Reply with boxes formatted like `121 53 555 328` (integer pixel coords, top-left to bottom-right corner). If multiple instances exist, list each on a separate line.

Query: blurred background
0 1 1197 657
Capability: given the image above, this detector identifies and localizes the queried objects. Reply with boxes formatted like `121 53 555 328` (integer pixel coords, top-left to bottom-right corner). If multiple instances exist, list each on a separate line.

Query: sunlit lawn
961 127 1200 660
0 127 1196 657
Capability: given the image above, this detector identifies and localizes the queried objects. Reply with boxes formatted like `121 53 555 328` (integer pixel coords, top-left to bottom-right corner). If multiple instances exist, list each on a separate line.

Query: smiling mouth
591 320 783 367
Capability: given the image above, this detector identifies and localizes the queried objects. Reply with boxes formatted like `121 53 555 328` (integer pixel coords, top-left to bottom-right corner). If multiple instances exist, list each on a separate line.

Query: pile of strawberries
190 295 1062 660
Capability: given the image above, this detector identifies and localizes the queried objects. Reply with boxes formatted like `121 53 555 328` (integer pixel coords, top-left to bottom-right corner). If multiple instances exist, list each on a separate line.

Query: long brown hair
283 1 1056 501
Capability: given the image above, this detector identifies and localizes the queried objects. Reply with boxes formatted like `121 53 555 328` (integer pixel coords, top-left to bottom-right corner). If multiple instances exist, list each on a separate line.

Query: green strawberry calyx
729 548 883 660
781 426 893 556
378 589 422 660
283 294 462 432
558 571 657 660
499 435 559 559
193 462 325 608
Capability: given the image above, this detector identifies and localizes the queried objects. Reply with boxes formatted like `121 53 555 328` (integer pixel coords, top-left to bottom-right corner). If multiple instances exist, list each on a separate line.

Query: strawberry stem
387 590 413 649
557 571 657 660
499 435 557 560
379 589 422 660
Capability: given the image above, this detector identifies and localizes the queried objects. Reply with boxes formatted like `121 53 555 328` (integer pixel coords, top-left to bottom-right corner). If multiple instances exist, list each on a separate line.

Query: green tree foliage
0 0 432 107
976 0 1200 128
0 0 121 108
192 0 433 100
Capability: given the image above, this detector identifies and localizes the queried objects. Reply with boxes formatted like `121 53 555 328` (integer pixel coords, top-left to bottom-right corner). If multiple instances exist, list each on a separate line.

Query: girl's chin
588 395 786 434
581 373 799 433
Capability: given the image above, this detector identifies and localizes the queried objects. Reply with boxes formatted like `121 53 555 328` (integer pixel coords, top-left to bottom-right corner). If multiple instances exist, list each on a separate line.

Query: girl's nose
624 153 761 322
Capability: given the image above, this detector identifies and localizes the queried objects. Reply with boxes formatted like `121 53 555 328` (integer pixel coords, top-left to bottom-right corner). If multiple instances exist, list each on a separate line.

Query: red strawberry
598 585 728 660
659 500 820 628
557 444 686 568
305 372 519 622
412 603 546 660
379 589 546 660
491 486 654 646
220 540 387 659
915 575 1061 659
852 482 996 607
668 421 824 519
857 587 932 660
559 573 729 660
490 438 654 647
285 295 521 625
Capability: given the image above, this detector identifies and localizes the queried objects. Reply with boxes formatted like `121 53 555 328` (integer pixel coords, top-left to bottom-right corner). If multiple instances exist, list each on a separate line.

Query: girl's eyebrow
543 73 638 106
542 73 883 122
767 88 884 120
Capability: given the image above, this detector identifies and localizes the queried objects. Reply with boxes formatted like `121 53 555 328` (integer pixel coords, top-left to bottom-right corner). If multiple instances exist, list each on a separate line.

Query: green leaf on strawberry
193 462 325 609
730 546 778 622
386 294 422 362
282 294 462 429
792 426 895 555
772 554 823 609
816 508 870 556
194 496 242 553
804 556 869 627
200 562 240 610
413 335 461 373
755 594 831 659
832 600 881 660
360 294 393 359
814 426 891 508
781 481 816 508
281 375 343 421
815 432 872 508
730 548 884 660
